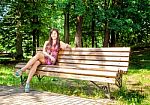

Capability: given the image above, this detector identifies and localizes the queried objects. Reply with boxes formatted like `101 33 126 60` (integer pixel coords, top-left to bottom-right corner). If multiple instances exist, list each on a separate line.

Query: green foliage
0 0 149 55
116 0 150 46
0 0 55 56
73 0 86 16
0 64 20 86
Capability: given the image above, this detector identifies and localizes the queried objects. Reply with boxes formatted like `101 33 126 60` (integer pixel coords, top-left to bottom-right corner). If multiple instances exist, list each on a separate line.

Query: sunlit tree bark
75 16 83 47
64 8 70 44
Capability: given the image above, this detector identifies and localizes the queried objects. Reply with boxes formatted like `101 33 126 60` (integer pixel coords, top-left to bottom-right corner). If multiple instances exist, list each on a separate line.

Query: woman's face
51 30 58 40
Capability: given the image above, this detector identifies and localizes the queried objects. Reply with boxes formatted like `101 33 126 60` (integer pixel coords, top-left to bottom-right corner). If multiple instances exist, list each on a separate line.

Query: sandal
15 69 22 77
25 83 30 93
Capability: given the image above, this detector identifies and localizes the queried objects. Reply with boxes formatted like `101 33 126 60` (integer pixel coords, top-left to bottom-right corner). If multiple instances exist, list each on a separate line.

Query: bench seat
16 63 118 84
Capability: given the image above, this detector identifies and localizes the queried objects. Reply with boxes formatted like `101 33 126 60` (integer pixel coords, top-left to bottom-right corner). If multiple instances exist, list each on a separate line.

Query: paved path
0 86 116 105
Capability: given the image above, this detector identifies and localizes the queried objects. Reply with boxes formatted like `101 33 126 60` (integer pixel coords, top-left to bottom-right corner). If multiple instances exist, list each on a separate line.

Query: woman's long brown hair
47 28 60 49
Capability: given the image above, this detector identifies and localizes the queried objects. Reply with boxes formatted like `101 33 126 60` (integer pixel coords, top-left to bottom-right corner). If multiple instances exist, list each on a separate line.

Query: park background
0 0 150 104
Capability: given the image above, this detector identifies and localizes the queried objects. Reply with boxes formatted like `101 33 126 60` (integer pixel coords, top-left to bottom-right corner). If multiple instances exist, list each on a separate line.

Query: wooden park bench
15 47 130 98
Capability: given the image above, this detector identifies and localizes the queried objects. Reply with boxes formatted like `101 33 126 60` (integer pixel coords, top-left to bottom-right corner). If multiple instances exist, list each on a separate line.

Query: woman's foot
15 69 22 77
25 83 30 93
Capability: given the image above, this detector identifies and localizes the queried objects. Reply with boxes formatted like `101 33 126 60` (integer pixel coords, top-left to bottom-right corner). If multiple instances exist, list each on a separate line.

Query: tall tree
75 16 83 47
64 3 70 44
74 0 85 47
16 10 23 59
90 0 96 47
103 0 111 47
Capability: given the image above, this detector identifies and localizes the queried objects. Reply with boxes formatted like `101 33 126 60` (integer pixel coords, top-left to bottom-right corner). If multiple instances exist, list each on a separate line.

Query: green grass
115 70 150 105
0 64 20 86
0 47 150 104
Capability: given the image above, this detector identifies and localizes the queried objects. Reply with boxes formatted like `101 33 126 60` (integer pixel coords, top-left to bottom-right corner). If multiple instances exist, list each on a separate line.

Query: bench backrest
37 47 130 73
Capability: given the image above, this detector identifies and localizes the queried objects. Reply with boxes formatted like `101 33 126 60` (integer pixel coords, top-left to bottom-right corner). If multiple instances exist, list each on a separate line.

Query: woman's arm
60 41 71 50
42 41 49 56
42 41 53 59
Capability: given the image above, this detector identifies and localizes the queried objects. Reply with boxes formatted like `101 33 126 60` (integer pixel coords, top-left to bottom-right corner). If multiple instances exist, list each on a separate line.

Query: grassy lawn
0 47 150 104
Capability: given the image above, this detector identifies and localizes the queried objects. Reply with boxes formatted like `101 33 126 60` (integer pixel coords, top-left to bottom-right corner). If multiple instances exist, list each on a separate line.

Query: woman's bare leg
26 61 41 84
24 54 46 92
24 56 46 92
21 52 45 72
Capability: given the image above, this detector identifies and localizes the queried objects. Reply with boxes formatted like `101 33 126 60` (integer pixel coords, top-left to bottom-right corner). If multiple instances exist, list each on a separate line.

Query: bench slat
58 56 129 61
37 47 130 52
15 63 128 72
15 64 117 77
59 51 130 57
35 70 116 84
58 63 128 72
58 60 129 66
37 67 117 77
67 47 130 52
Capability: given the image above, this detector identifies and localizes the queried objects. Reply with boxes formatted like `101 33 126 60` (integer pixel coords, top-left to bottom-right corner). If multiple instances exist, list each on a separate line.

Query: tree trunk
103 0 110 47
32 15 38 56
90 0 95 48
16 26 23 60
95 37 98 48
91 17 95 48
16 11 23 60
75 16 83 47
103 22 110 47
36 30 39 47
64 10 70 44
110 30 116 47
111 0 123 47
32 29 36 56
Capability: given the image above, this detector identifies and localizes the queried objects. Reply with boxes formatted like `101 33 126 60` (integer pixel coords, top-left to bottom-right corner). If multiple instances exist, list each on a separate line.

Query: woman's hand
49 54 56 63
43 51 49 57
65 44 71 50
43 52 55 63
60 41 71 50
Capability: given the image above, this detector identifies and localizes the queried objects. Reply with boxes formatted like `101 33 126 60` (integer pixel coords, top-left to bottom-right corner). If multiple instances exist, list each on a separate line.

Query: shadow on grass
130 47 150 70
31 78 104 98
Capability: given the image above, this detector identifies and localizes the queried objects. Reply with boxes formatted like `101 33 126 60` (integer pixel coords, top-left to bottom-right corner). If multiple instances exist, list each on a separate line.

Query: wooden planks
36 47 130 52
58 56 130 61
15 63 117 77
58 59 129 66
59 51 130 57
15 47 130 99
15 63 128 72
35 71 116 84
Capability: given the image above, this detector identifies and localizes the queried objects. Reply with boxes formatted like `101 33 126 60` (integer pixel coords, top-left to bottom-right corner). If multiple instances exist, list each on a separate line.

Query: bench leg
20 74 44 86
106 83 111 99
20 75 27 86
90 81 102 89
116 72 123 88
20 75 23 86
90 81 111 99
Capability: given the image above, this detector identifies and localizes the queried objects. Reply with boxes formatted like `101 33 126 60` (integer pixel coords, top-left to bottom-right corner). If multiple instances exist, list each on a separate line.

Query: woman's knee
34 61 41 66
35 52 41 57
29 61 40 72
35 52 43 58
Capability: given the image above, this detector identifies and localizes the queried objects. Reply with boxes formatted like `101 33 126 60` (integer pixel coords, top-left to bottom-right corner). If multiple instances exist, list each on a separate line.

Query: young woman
15 28 71 92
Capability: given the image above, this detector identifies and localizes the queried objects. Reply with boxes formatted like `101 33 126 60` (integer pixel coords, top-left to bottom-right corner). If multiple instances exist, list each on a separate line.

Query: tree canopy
0 0 149 59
